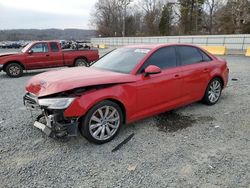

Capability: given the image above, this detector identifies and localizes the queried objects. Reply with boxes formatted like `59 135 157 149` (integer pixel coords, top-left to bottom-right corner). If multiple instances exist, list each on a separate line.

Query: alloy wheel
208 79 222 103
89 105 120 141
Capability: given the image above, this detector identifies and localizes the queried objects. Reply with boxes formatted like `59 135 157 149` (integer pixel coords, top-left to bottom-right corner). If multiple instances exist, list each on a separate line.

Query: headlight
38 98 75 110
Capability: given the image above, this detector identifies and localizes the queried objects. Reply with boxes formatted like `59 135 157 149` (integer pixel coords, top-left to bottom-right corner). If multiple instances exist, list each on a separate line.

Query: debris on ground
127 164 137 172
232 78 238 81
112 133 135 152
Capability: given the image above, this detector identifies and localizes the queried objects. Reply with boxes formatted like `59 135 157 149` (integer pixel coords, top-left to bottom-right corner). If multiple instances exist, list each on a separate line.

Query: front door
134 46 183 119
25 42 50 69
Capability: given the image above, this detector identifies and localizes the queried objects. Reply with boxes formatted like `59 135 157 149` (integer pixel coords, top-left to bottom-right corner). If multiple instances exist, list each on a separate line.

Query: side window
50 42 59 52
30 43 48 53
139 47 177 73
199 49 212 62
178 46 203 66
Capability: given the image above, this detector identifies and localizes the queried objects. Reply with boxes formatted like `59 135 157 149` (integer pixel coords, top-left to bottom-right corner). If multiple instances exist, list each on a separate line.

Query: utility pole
122 5 126 37
121 0 131 37
196 0 198 33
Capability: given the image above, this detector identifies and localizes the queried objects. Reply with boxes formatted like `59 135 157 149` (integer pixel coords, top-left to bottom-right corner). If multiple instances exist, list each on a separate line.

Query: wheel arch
74 56 89 65
3 60 25 71
76 97 127 127
105 98 127 124
211 75 224 88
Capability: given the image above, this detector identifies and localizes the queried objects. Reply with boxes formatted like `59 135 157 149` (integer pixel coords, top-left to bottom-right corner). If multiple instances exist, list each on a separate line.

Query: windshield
21 43 33 53
92 48 150 74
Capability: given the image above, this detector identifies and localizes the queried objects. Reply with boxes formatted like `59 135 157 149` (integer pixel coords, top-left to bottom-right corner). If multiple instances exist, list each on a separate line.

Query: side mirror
144 65 161 76
28 50 33 54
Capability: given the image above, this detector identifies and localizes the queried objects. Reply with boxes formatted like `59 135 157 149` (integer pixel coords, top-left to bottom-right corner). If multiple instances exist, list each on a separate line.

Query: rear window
50 42 59 52
178 46 203 65
199 49 212 61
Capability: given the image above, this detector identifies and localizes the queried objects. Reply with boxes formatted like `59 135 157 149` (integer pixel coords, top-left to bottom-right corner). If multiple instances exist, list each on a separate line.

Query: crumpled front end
23 93 79 138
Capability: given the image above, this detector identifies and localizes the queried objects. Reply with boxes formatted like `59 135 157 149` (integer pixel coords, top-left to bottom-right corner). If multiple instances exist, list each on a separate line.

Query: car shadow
0 68 67 79
0 71 46 79
51 104 215 147
22 71 47 77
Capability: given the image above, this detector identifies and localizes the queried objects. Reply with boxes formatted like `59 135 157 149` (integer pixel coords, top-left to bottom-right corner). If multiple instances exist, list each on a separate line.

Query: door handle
46 54 50 57
203 68 209 73
174 74 181 79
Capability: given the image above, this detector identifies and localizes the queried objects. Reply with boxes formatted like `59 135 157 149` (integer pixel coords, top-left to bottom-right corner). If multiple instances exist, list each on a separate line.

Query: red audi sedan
24 44 229 144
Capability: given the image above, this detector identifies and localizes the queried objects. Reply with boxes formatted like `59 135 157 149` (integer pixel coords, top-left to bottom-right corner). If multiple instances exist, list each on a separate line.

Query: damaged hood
26 67 136 97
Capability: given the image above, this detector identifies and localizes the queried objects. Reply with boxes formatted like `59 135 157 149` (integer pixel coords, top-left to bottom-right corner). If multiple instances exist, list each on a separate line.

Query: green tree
214 0 250 34
179 0 205 34
159 3 173 35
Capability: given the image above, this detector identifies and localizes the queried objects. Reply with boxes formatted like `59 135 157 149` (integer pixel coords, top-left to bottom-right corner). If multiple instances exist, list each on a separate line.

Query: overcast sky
0 0 98 30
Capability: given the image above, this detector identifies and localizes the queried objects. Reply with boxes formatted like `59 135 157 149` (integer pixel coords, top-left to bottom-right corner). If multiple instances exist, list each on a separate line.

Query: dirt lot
0 49 250 187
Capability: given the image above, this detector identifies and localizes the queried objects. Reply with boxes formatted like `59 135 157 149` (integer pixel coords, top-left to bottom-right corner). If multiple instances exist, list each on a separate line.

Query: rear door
25 43 50 69
176 45 212 101
48 42 64 67
135 46 183 119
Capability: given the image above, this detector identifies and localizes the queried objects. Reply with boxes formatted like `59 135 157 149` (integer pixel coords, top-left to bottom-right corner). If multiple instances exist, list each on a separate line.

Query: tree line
0 29 96 41
91 0 250 37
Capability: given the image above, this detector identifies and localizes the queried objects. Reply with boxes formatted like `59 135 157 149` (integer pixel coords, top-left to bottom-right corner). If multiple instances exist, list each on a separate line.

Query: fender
3 60 26 71
208 62 228 88
74 56 89 63
64 83 137 122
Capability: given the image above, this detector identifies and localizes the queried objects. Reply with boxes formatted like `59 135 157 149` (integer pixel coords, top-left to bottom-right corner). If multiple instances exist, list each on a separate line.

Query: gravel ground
0 49 250 187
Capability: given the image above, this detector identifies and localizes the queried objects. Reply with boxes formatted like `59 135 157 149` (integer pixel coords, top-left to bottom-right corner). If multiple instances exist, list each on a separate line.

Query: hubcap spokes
77 61 85 66
89 106 120 140
9 66 20 75
208 80 221 103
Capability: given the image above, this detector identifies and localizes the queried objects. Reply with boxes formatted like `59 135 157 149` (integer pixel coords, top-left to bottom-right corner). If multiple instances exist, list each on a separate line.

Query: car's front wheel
80 100 123 144
6 63 23 77
203 78 222 105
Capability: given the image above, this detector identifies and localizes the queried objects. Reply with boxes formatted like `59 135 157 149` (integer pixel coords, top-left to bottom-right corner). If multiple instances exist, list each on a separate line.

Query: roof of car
124 43 199 49
31 40 59 43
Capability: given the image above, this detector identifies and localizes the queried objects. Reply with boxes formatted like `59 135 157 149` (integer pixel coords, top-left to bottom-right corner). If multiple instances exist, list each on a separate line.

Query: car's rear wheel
80 100 123 144
75 58 88 67
6 63 23 77
203 78 222 105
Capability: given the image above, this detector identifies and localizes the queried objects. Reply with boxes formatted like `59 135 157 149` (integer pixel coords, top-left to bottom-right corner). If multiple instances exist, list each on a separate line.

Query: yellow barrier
98 44 107 49
201 46 227 55
245 47 250 57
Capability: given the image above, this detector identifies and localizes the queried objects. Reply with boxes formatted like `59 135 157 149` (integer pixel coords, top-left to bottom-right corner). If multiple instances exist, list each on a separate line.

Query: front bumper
23 93 79 138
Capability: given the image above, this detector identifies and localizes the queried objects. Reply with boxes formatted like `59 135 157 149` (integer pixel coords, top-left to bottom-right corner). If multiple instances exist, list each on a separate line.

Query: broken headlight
38 98 75 110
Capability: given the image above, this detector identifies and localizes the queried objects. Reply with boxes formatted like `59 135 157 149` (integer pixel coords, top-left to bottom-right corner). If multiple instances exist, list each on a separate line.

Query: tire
6 63 23 78
203 78 222 105
80 100 123 144
74 58 88 67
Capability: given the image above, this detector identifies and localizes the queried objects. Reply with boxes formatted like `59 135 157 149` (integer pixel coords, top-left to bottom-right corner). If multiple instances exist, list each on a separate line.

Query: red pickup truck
0 41 99 77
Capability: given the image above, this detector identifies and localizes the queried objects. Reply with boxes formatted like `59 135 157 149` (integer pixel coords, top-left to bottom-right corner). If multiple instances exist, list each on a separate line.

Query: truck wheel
75 58 88 67
6 63 23 77
80 100 123 144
